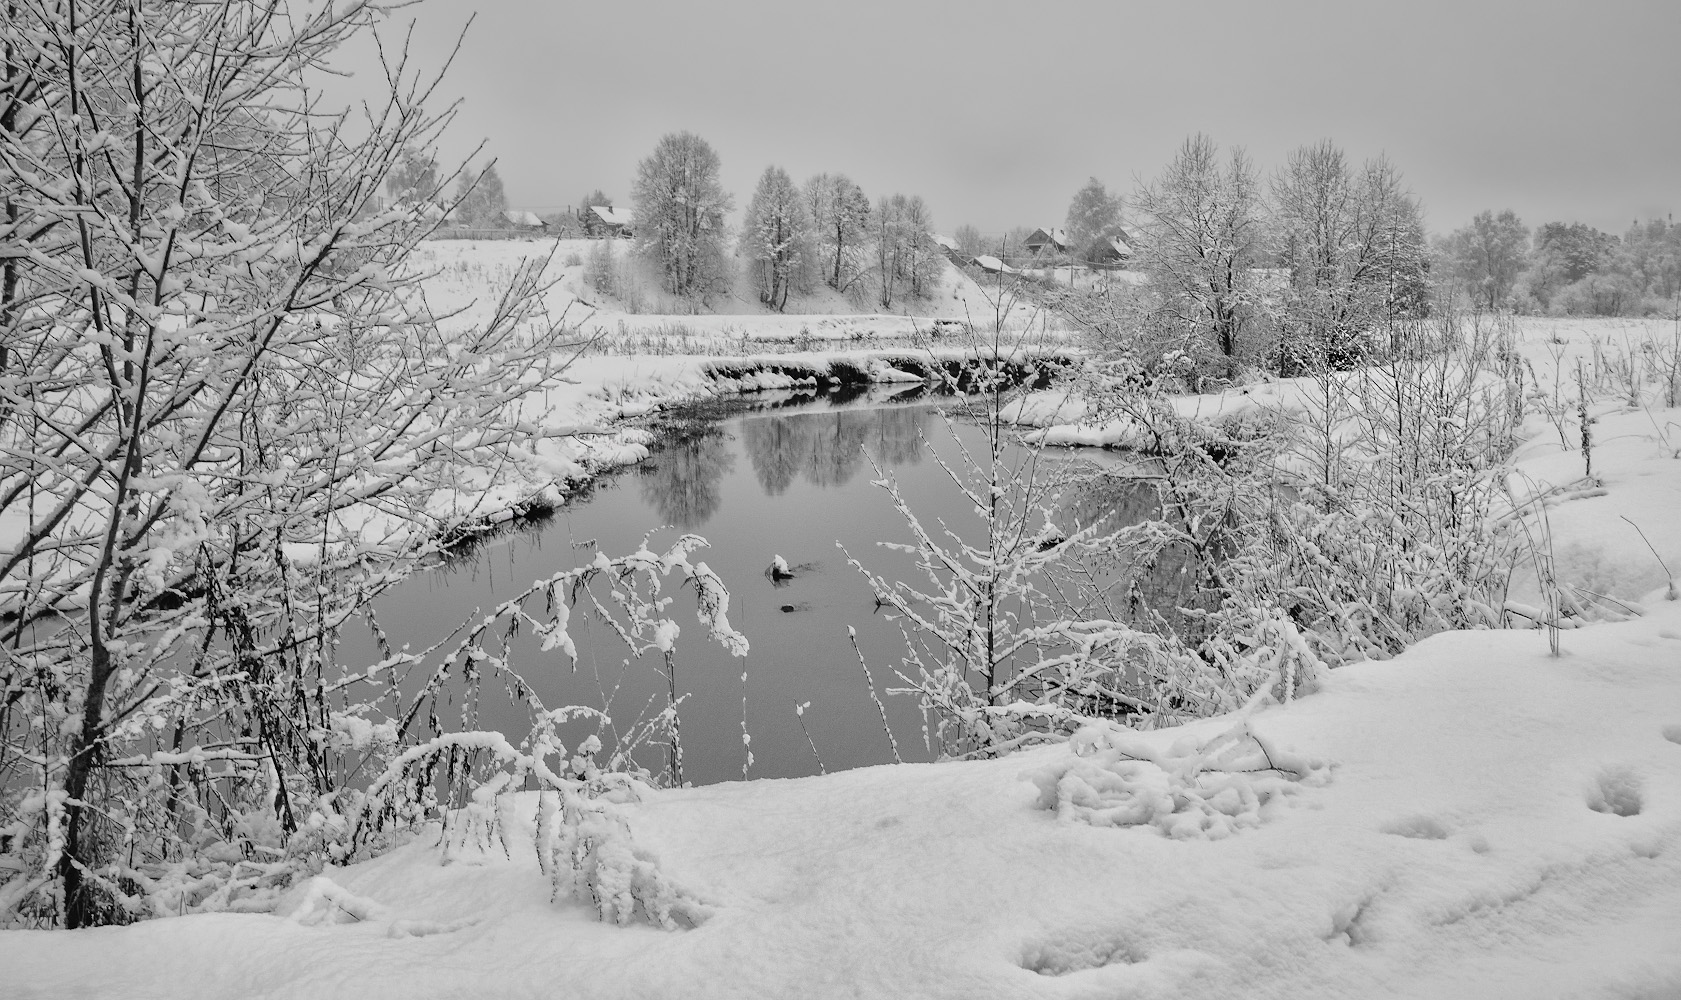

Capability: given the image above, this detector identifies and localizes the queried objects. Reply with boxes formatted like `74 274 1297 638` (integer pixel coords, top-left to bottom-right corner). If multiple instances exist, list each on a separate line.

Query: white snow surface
5 598 1679 998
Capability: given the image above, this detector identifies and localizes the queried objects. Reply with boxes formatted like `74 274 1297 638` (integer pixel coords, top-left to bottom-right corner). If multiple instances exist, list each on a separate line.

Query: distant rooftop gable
590 205 631 227
1024 227 1068 253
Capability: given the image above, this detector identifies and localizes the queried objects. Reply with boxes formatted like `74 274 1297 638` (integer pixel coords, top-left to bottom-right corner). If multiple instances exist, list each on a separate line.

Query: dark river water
338 386 1184 786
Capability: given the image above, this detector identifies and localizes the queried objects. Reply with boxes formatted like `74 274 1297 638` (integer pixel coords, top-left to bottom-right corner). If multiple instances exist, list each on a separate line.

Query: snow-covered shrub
1 528 744 928
1132 311 1521 676
538 785 712 929
845 372 1207 757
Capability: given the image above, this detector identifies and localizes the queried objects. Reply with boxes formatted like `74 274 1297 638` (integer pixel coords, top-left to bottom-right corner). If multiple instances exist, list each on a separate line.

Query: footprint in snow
1020 931 1146 976
1380 814 1451 840
1585 765 1643 817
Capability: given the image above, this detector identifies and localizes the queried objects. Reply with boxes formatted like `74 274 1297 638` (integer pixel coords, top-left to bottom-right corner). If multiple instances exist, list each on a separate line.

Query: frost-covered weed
1031 716 1331 838
0 534 743 928
861 308 1539 758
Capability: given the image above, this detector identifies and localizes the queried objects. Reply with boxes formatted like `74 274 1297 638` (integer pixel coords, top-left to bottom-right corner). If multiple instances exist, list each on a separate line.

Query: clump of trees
1069 134 1430 382
1270 143 1427 371
740 166 812 310
1063 177 1126 264
453 163 511 228
1439 210 1530 311
1437 211 1681 317
631 132 734 299
805 173 873 294
872 194 940 308
1128 133 1268 378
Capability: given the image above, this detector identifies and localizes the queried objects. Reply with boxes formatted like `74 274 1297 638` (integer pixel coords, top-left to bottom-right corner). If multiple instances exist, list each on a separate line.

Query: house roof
589 205 631 227
504 210 546 228
930 233 959 251
1026 227 1069 250
1108 236 1133 257
972 255 1019 274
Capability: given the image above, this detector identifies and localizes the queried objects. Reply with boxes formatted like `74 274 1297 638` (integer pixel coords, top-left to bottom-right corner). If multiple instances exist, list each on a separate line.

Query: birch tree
740 165 812 310
805 172 871 292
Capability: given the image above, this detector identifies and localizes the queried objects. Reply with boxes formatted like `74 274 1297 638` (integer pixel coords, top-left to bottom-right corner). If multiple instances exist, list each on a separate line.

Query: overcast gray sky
335 0 1679 236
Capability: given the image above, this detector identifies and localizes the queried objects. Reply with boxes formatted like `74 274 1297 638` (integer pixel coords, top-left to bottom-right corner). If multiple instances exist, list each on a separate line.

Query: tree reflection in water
740 405 929 494
637 421 737 528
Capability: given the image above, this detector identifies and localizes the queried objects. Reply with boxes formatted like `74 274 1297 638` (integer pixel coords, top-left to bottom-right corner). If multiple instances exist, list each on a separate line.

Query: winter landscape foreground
3 300 1680 998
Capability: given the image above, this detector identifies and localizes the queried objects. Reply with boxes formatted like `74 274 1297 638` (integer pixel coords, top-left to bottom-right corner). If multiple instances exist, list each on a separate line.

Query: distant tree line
1437 212 1681 317
626 132 944 309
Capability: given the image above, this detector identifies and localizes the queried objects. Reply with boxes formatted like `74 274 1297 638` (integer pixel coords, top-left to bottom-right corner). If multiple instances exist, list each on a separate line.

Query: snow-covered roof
1108 236 1133 257
590 205 631 227
504 210 546 228
1026 227 1068 249
930 233 959 251
972 255 1018 274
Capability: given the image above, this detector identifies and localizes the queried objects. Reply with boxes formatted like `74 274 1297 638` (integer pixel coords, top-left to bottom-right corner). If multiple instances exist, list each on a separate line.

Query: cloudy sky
333 0 1679 237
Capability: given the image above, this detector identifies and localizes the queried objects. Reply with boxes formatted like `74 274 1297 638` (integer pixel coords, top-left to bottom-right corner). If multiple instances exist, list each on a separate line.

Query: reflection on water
638 422 736 528
739 404 928 494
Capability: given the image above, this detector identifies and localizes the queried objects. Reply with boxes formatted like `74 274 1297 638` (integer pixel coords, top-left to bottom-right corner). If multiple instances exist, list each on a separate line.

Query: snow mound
1030 717 1331 839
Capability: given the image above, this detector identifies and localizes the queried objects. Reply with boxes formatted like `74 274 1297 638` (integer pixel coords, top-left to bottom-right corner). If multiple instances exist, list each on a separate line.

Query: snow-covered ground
4 596 1678 998
5 315 1680 998
412 238 1070 350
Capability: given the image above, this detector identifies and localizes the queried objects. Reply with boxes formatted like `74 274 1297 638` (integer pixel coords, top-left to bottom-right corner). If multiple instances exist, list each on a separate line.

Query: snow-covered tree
386 148 441 206
0 0 587 927
1271 143 1428 370
454 162 510 228
632 132 734 299
1130 134 1266 376
871 194 940 308
576 188 614 236
1445 210 1529 310
805 173 872 292
740 166 813 310
1064 177 1125 263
